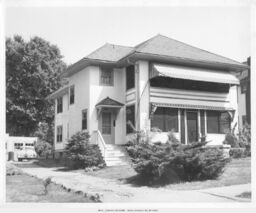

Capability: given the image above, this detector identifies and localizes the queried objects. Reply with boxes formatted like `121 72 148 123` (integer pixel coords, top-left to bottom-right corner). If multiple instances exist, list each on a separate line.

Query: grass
86 165 137 180
6 173 95 202
86 157 251 190
164 157 251 190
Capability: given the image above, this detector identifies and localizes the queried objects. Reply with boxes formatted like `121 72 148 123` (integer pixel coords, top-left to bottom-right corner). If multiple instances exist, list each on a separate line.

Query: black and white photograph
0 0 255 211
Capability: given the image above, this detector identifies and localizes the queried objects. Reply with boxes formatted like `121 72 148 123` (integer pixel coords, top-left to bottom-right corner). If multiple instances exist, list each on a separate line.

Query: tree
6 35 66 137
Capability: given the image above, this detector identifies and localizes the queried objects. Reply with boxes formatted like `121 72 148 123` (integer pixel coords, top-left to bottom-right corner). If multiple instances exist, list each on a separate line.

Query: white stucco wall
54 93 69 150
237 86 246 128
67 67 90 137
89 66 126 144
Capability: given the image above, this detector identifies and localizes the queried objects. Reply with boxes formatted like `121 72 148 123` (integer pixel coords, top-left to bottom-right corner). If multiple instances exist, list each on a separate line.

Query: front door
101 111 115 144
187 111 198 143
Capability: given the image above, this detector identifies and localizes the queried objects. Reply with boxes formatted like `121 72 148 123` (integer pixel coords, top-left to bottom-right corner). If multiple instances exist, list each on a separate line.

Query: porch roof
151 63 240 85
96 97 124 108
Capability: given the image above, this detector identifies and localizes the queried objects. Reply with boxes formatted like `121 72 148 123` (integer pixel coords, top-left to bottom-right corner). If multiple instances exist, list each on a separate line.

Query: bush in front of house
65 130 105 169
35 140 53 158
229 148 246 158
125 136 229 185
223 123 251 157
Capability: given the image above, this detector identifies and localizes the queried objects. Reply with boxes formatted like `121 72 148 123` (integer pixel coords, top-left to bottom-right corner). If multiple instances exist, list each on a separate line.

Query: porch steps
104 144 130 167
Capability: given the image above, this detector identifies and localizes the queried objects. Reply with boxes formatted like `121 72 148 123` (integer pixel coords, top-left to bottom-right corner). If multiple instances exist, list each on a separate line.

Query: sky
5 5 251 65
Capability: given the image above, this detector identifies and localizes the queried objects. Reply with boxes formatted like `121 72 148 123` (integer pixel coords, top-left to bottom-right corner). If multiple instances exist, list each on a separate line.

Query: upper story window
126 65 135 91
207 111 230 134
100 68 114 86
126 105 135 134
82 109 87 130
57 97 63 113
70 85 75 105
151 107 178 132
57 125 63 142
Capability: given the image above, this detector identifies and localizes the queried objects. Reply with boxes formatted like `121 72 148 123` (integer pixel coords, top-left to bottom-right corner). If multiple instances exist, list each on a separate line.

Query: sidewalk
21 166 251 203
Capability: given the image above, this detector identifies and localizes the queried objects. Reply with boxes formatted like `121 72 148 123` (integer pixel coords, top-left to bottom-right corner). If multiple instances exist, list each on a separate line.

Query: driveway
20 165 251 203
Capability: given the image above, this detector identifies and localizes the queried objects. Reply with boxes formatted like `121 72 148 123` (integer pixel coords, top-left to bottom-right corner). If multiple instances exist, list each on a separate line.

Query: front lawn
86 157 251 190
164 157 251 190
6 173 95 202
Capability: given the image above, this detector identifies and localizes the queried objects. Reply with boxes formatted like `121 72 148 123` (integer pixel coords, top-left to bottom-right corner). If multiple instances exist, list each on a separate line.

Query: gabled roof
96 97 124 107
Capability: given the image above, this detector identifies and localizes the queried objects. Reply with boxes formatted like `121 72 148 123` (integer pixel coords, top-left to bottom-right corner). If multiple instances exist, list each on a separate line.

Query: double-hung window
57 97 63 113
82 109 87 130
70 85 75 105
126 65 135 90
57 125 63 142
207 111 230 134
100 68 113 86
126 105 135 134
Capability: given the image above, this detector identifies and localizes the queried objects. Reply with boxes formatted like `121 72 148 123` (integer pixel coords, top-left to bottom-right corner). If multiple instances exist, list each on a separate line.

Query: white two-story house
48 34 248 161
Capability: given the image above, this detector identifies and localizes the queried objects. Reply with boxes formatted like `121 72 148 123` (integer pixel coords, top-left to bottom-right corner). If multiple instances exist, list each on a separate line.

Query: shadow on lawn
123 172 182 188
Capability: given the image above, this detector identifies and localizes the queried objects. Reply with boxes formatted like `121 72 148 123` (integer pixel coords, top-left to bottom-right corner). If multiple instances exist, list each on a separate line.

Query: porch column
136 61 150 132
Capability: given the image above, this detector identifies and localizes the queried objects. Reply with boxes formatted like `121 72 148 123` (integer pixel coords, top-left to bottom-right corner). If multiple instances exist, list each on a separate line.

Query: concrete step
106 161 128 166
105 156 127 161
105 152 126 157
99 144 130 167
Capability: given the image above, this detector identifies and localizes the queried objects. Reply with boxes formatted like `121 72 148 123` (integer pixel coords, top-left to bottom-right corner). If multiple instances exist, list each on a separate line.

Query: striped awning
151 64 240 85
151 102 234 111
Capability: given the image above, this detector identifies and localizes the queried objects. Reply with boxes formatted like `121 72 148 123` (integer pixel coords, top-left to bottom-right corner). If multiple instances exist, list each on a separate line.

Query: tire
18 158 22 162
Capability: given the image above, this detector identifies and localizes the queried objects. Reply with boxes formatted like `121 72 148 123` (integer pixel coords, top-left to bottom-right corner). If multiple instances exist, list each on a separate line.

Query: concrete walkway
21 166 251 203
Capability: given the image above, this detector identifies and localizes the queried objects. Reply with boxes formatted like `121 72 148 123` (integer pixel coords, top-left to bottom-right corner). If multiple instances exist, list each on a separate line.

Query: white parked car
17 147 37 161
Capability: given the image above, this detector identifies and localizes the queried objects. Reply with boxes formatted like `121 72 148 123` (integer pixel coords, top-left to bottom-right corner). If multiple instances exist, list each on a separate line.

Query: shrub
238 124 251 156
126 139 228 185
229 148 246 158
223 132 239 148
224 123 251 157
35 140 52 158
43 177 52 194
65 131 105 169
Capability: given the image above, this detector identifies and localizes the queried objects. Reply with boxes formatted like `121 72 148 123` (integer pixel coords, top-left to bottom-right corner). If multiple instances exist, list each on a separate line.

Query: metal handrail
93 130 106 158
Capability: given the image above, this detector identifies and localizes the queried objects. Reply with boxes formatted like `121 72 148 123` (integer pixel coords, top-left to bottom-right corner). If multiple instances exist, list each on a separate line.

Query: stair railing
92 130 107 158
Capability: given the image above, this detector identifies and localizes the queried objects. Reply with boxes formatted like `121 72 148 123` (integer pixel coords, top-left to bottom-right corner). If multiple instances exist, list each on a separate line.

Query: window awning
151 102 234 111
151 64 240 85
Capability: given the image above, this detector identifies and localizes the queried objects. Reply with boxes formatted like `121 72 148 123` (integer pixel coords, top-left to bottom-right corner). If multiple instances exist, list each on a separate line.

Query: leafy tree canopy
6 35 66 137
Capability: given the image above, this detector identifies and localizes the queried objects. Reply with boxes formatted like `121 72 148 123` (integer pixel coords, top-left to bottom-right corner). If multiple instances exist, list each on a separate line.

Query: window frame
57 96 63 114
69 85 75 105
151 107 179 132
206 111 231 134
56 125 63 143
126 104 136 134
100 67 114 86
126 65 135 91
82 109 88 130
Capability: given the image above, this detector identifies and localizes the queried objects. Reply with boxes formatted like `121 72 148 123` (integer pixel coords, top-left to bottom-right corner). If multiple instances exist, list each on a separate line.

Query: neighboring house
47 34 248 160
237 57 251 128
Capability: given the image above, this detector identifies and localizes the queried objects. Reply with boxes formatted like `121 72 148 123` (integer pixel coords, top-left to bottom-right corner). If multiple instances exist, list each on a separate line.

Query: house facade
237 57 251 128
48 35 248 158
